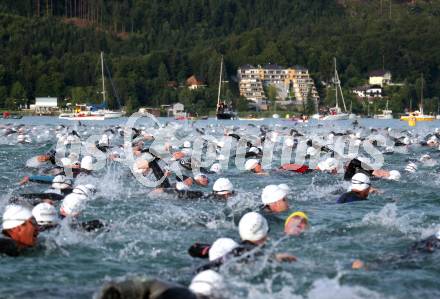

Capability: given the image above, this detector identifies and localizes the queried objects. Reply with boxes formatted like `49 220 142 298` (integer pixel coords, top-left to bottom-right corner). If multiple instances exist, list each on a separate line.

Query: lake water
0 116 439 299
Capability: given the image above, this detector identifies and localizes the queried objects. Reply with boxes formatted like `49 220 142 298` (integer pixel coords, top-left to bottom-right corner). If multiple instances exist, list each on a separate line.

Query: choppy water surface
0 117 439 299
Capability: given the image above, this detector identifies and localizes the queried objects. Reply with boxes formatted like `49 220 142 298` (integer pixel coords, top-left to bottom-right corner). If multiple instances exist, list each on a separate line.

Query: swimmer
284 211 309 236
337 173 371 204
211 178 234 200
244 159 266 175
352 230 440 270
97 277 198 299
19 174 73 195
32 202 59 231
193 174 209 187
279 163 310 174
0 205 39 256
238 212 296 262
260 184 289 213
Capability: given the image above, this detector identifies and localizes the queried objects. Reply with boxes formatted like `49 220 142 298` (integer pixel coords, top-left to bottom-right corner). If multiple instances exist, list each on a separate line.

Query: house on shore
186 75 205 90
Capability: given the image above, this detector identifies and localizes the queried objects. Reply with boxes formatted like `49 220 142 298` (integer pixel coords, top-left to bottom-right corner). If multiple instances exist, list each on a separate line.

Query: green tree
304 90 316 115
0 86 7 107
125 96 140 114
157 62 169 87
10 81 26 100
4 98 17 110
266 84 278 112
235 95 249 112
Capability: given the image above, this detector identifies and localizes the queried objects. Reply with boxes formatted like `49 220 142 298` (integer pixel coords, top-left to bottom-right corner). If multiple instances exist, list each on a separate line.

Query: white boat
238 117 265 121
59 112 105 121
94 52 125 118
58 52 124 121
374 100 393 119
92 110 124 119
400 75 434 122
320 58 350 121
321 107 349 120
374 110 393 119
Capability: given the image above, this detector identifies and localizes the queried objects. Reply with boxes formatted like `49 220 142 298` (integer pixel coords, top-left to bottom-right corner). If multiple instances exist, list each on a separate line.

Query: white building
32 97 58 114
237 64 319 108
352 85 383 98
369 70 392 87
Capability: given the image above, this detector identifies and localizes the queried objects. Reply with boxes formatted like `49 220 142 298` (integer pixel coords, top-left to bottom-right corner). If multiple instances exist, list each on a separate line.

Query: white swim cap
209 237 239 261
176 181 189 191
405 162 418 173
317 157 338 172
210 163 221 173
261 184 287 205
60 193 86 216
98 134 109 147
52 175 72 190
32 203 58 226
73 184 95 198
244 159 259 171
183 141 191 148
81 156 94 171
284 137 294 147
238 212 269 242
2 205 33 230
213 178 233 195
248 146 260 154
189 270 224 297
387 170 401 181
350 173 371 191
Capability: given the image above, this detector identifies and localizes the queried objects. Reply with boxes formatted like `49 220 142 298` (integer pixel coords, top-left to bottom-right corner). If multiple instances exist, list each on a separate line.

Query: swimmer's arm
256 172 269 176
19 175 54 185
274 252 297 263
28 175 55 184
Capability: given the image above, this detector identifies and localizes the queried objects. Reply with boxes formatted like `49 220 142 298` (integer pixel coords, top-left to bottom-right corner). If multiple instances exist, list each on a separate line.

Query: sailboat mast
101 51 106 105
334 58 347 112
334 57 338 109
420 73 424 114
216 56 223 111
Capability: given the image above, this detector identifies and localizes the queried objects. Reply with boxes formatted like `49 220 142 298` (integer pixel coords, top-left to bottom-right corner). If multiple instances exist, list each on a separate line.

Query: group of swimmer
1 121 439 298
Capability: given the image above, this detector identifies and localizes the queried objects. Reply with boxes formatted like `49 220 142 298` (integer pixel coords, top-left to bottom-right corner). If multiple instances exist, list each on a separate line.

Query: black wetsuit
70 219 106 232
97 278 196 299
189 240 259 273
19 192 65 203
358 235 440 270
337 191 367 204
162 188 205 200
0 237 21 257
411 235 440 253
344 158 374 181
149 158 171 189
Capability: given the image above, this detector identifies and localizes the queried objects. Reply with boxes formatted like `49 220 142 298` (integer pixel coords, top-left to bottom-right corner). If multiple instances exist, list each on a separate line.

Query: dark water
0 117 439 299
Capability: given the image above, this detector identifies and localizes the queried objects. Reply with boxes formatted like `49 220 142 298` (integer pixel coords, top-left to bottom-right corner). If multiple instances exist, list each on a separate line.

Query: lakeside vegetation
0 0 440 115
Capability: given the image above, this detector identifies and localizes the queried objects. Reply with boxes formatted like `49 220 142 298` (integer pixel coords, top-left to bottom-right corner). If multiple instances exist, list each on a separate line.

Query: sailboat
216 56 236 120
374 100 393 119
59 52 124 120
400 74 434 122
92 52 124 118
320 58 349 121
59 103 105 120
